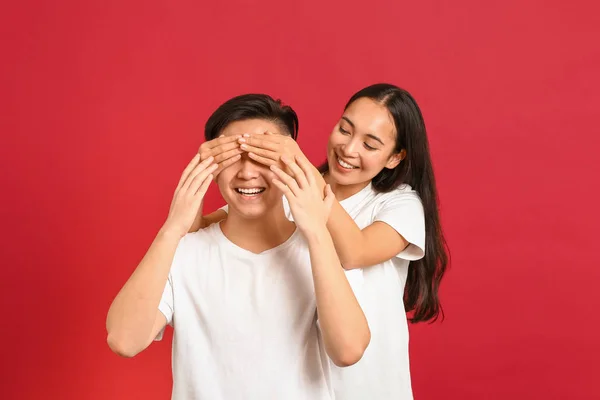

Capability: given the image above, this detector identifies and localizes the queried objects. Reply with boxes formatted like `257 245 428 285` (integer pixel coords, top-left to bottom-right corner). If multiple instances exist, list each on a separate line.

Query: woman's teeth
337 156 357 169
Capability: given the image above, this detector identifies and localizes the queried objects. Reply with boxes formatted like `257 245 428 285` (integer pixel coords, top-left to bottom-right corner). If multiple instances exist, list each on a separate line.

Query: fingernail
240 144 247 149
243 133 251 138
238 138 246 143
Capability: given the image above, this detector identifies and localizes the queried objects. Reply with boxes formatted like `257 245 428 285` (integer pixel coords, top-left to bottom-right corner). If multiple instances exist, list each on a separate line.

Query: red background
2 1 599 399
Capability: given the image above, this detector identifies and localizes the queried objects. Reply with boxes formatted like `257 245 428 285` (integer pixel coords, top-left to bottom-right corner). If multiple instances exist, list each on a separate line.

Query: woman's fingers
213 147 243 164
247 152 277 167
203 135 240 150
239 144 278 161
239 134 281 151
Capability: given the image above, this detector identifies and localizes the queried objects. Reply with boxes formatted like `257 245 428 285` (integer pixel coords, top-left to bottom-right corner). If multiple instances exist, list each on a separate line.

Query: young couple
106 83 449 400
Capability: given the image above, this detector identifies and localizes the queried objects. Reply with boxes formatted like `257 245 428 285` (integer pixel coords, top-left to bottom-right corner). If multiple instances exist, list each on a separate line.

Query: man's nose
236 154 260 180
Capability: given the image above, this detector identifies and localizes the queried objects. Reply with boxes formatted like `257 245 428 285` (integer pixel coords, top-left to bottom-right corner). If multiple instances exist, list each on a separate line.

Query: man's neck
220 207 296 254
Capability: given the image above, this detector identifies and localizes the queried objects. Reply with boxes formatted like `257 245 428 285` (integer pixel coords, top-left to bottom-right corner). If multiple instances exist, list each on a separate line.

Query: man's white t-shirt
221 182 425 400
156 223 333 400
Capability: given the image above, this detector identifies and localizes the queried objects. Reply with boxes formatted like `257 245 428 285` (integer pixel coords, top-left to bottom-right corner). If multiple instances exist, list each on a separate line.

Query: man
106 94 370 399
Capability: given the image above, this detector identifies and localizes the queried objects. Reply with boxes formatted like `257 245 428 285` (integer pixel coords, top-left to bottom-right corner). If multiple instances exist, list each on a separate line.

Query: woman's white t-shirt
221 182 425 399
325 182 425 400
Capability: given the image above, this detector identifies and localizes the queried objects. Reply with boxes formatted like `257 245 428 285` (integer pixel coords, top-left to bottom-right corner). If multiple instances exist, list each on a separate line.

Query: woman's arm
189 208 227 232
326 201 409 270
241 134 411 270
276 158 410 270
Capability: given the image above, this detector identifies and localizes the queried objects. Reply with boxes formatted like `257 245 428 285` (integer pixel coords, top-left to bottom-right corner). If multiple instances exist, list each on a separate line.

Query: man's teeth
236 188 265 195
337 156 357 169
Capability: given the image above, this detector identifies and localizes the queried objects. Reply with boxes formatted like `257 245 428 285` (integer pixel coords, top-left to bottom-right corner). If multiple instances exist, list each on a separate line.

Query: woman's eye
339 127 350 135
364 143 376 151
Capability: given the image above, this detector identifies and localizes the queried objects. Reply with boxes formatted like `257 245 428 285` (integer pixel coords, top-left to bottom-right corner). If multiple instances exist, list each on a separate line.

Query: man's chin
236 210 267 220
222 191 286 220
226 202 269 219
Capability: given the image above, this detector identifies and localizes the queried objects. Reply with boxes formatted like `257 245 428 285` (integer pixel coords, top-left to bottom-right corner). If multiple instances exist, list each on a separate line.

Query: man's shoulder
279 228 311 256
178 224 219 253
170 225 219 278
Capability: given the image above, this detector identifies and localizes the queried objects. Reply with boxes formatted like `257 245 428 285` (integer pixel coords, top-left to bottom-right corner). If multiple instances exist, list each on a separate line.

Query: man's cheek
263 171 278 185
215 171 229 189
216 159 240 180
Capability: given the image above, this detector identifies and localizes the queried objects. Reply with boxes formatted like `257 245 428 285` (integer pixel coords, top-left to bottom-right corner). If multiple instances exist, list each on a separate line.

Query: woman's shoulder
374 183 421 202
364 184 424 222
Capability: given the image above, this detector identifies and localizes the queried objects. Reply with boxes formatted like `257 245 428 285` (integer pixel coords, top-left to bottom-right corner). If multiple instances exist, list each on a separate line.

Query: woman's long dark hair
319 83 449 323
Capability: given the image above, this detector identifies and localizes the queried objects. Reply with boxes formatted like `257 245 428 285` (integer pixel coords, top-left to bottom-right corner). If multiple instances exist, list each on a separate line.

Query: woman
196 83 449 400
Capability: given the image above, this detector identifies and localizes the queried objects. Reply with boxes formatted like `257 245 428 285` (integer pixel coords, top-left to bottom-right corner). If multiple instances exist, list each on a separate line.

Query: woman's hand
198 135 243 177
270 155 334 235
240 131 326 191
188 136 242 233
238 131 304 169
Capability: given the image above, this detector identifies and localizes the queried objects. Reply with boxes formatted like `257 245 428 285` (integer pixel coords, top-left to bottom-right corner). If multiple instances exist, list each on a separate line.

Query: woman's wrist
312 166 327 193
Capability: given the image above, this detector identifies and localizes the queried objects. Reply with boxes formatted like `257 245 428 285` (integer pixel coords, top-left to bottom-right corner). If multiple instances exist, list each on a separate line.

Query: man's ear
385 149 406 169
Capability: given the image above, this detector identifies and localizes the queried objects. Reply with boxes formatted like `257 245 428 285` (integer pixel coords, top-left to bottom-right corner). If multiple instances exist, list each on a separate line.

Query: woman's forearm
326 200 368 269
189 209 227 232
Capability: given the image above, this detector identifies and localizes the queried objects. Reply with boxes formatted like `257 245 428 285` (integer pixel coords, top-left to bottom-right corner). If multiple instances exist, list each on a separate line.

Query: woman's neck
324 173 370 202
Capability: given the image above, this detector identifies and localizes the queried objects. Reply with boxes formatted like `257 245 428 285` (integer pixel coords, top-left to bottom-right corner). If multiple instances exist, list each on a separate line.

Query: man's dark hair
205 94 298 141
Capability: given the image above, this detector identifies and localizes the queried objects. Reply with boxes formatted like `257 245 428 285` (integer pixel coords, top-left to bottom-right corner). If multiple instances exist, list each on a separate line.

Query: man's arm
305 224 371 367
270 155 370 367
106 155 217 357
106 229 179 358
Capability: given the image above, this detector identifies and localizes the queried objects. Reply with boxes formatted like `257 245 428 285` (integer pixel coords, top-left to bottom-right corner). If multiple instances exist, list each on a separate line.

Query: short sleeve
155 274 174 341
219 205 228 213
374 192 426 261
154 234 191 341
